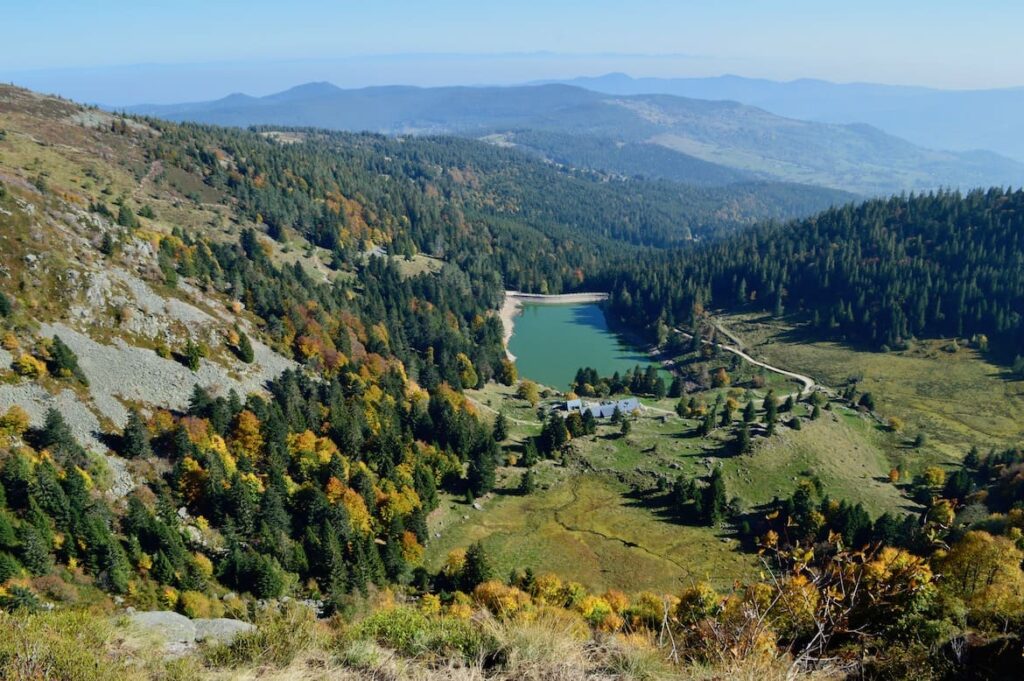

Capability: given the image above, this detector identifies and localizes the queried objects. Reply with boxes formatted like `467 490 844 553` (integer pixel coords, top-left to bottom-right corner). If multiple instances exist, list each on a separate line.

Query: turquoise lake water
508 303 656 390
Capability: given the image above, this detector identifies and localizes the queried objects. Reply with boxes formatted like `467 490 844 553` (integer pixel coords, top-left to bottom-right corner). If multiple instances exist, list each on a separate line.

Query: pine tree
0 552 22 583
122 408 152 458
18 525 52 576
668 375 684 398
117 203 139 228
153 550 176 584
492 412 508 442
462 541 493 589
237 330 255 363
703 468 727 526
467 439 497 497
519 468 537 495
184 339 202 371
737 425 751 454
521 438 540 467
0 510 16 550
381 516 407 581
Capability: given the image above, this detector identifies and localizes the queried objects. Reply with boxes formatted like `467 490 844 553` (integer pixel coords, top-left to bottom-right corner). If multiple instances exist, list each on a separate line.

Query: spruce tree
519 468 537 495
467 439 497 497
122 408 152 458
381 515 407 582
462 541 493 589
492 412 508 442
237 330 255 363
703 468 727 526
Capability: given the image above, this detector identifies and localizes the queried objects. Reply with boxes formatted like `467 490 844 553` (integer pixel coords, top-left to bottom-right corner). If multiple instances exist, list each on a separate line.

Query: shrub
179 590 213 618
13 353 47 378
0 585 40 612
600 632 673 681
352 605 496 663
0 610 133 680
205 602 322 669
473 580 532 619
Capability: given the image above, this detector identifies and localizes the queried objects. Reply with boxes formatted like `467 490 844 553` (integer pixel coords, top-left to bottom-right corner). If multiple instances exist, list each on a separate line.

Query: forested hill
153 124 851 281
606 188 1024 357
128 82 1024 195
0 83 848 619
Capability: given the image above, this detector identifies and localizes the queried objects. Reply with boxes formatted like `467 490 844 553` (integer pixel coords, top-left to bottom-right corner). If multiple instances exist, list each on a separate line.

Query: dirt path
674 325 817 400
464 394 540 427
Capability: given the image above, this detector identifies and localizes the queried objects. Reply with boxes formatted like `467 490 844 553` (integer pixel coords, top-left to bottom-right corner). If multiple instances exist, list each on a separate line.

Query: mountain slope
128 82 1024 195
605 188 1024 358
559 73 1024 163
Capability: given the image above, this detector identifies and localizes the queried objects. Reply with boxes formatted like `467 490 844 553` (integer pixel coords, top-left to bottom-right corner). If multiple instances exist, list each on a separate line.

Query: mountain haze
128 83 1024 196
559 73 1024 163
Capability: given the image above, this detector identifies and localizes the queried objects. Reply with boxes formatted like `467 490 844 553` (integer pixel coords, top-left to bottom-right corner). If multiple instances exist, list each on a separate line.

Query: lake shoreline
500 290 610 361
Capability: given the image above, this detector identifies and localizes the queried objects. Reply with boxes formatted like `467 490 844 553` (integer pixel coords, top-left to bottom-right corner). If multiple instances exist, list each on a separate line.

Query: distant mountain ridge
127 82 1024 196
554 73 1024 163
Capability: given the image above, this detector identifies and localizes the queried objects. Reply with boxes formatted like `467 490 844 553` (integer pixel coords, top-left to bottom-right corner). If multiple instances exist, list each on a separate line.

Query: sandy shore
499 290 609 361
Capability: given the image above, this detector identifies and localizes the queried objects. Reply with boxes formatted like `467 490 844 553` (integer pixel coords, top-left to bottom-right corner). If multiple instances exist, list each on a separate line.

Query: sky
2 0 1022 104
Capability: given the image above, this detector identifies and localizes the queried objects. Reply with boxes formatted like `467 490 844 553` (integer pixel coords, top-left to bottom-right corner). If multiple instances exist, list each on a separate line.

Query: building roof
566 397 641 419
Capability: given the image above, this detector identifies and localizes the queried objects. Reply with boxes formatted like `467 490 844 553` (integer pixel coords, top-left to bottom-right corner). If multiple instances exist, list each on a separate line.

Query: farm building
563 397 641 419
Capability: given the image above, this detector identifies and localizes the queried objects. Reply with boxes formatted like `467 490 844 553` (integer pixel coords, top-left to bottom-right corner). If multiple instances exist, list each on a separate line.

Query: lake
508 303 656 390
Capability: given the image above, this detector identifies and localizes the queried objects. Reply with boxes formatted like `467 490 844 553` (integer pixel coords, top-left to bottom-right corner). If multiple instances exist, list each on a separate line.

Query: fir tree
492 412 508 442
236 330 255 364
462 541 493 589
519 468 537 495
467 439 498 497
122 408 152 458
703 468 727 526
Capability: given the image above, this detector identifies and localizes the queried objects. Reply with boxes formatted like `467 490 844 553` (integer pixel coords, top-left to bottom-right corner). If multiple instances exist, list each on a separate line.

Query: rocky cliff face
0 86 296 497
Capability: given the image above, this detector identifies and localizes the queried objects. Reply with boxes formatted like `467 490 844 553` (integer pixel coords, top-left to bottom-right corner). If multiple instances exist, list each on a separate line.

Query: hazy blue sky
3 1 1022 104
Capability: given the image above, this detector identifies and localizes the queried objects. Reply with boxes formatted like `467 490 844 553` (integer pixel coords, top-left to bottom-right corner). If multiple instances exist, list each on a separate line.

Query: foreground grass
0 605 837 681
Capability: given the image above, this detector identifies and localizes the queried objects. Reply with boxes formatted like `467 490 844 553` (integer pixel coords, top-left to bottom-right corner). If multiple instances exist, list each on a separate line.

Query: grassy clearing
720 312 1024 463
425 469 757 593
719 407 913 516
394 253 444 278
456 352 916 594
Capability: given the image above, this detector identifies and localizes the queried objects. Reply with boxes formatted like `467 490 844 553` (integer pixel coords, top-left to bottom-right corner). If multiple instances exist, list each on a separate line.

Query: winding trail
673 323 818 401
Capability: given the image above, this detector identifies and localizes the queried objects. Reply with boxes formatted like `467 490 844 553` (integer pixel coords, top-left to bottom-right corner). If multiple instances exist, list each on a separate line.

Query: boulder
194 618 255 644
129 611 196 644
128 611 254 652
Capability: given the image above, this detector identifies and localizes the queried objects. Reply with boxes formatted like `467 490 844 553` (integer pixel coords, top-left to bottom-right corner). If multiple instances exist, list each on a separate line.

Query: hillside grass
453 340 920 594
719 312 1024 464
719 406 913 516
426 468 756 592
